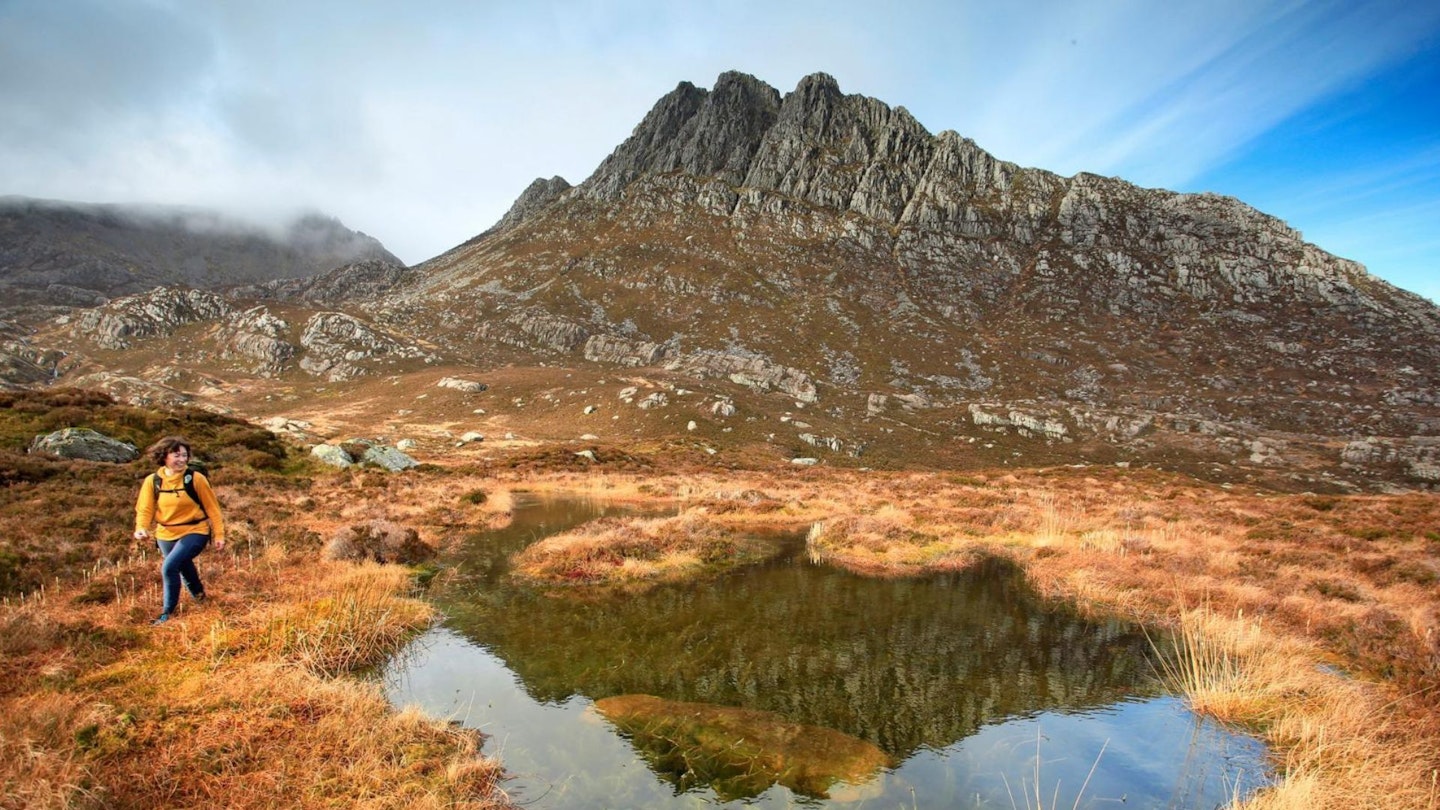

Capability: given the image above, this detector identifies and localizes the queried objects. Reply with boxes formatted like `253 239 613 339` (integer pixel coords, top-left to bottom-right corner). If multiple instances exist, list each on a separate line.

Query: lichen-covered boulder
362 445 418 471
29 428 139 463
310 444 354 468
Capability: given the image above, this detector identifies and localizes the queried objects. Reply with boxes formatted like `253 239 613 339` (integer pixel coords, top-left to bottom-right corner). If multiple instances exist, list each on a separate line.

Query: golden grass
0 538 511 809
512 511 782 587
3 439 1438 809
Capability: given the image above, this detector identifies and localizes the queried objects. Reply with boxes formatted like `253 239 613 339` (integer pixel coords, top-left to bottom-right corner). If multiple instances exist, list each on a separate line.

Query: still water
382 494 1271 808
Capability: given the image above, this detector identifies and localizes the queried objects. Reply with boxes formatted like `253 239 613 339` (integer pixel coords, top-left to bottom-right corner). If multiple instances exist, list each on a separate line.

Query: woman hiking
133 435 225 625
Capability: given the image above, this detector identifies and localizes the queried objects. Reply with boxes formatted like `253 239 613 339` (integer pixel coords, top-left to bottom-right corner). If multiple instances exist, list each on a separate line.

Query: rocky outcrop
216 306 294 376
1342 437 1440 482
234 259 413 305
298 312 433 382
480 311 589 353
0 321 63 388
29 428 138 463
584 335 671 366
581 71 782 198
311 443 355 468
63 372 193 408
484 176 573 235
71 288 231 349
666 350 817 403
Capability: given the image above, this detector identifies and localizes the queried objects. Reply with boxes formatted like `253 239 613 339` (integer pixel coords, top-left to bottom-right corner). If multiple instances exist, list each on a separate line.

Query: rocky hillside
10 71 1439 491
0 196 400 317
370 71 1439 486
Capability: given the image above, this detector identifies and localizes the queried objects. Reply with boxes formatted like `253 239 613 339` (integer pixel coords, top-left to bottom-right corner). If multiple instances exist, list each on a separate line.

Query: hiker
133 435 225 625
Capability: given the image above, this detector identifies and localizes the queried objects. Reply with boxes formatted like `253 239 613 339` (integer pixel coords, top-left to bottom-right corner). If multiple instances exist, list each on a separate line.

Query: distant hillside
0 196 401 317
12 71 1440 491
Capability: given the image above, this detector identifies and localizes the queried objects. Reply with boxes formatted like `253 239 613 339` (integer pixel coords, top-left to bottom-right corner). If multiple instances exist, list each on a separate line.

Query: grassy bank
0 392 516 808
0 538 512 809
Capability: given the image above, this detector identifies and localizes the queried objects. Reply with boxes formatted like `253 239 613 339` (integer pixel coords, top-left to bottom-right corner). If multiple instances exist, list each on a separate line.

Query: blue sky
1 0 1437 302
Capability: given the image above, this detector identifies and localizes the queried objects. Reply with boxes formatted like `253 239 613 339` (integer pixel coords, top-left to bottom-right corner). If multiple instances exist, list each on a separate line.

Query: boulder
438 377 488 393
310 444 354 468
29 428 139 463
363 445 419 471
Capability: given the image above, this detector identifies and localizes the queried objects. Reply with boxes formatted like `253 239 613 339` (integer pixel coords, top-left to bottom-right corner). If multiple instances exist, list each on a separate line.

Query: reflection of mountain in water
438 497 1162 762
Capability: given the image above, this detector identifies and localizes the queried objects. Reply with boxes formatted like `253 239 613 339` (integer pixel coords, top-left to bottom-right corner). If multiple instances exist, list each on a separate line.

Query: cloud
0 0 1437 292
0 0 214 155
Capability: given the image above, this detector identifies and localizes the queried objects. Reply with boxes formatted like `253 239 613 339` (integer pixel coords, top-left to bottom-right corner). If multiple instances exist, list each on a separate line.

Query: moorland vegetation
1 390 1437 808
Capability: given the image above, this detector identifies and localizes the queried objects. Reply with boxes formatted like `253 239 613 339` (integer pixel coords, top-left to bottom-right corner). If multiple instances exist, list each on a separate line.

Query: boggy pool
382 494 1271 808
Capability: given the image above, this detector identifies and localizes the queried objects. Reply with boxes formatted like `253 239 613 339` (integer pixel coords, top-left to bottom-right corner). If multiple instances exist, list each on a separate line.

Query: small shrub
460 489 488 505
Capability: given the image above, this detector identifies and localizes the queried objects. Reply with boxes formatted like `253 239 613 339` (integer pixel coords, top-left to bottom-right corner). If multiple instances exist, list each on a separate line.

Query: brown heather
1 394 1437 808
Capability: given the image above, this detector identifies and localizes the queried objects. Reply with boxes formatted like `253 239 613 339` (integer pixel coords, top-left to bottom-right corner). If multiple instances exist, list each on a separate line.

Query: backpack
151 467 210 526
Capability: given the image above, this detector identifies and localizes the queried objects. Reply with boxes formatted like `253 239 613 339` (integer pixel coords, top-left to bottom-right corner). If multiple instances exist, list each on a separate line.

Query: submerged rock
593 694 890 801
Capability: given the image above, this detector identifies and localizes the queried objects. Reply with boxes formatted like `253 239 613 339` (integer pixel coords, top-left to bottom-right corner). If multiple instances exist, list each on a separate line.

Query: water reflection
384 494 1270 807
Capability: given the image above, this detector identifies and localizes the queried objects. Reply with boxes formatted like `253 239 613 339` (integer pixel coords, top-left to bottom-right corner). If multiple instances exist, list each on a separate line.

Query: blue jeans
157 533 209 614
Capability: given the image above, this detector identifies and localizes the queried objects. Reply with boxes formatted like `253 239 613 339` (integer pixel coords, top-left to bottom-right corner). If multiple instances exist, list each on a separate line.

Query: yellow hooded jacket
135 467 225 542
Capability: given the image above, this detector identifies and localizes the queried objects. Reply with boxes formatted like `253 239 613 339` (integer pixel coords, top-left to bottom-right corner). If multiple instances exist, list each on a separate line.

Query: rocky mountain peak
580 72 783 199
485 176 574 236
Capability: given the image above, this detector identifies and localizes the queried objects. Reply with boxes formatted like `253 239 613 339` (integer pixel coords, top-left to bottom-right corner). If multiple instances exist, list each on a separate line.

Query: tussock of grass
228 563 435 678
512 512 781 586
1156 606 1440 809
806 514 990 576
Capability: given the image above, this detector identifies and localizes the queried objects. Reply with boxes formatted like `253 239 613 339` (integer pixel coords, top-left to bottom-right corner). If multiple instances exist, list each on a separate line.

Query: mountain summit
14 71 1440 489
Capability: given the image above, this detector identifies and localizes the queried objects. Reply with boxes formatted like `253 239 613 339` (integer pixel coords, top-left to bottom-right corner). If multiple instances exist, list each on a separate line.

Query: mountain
9 71 1439 490
0 196 400 317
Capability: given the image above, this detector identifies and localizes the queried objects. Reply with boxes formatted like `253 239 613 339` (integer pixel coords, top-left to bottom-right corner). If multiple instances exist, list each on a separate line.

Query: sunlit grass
3 412 1438 810
512 511 782 586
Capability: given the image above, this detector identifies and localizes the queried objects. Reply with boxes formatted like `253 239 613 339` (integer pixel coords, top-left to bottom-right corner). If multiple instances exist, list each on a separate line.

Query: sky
2 0 1438 303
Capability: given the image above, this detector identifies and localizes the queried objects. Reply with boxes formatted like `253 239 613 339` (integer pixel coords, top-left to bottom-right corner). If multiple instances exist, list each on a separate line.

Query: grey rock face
72 288 231 349
486 176 574 235
311 443 355 468
581 72 782 199
666 350 817 403
362 444 419 471
584 334 670 366
29 427 139 463
217 306 294 376
235 259 413 306
298 312 431 381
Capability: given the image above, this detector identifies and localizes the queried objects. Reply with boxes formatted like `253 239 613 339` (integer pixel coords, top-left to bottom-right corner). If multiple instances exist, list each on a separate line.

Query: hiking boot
192 592 207 604
151 613 171 626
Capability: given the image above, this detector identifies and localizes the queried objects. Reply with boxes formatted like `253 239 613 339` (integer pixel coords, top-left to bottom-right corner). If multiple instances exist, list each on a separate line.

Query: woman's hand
133 529 151 541
213 538 226 551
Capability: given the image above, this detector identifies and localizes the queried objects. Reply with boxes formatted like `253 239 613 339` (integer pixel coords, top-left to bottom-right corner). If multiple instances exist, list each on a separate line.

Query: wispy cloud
0 0 1436 296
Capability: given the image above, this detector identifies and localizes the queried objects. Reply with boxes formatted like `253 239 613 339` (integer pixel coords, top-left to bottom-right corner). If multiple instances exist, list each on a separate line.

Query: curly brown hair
145 435 193 466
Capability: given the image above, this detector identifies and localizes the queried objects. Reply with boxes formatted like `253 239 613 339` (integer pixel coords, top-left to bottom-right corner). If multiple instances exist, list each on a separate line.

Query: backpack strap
152 467 210 527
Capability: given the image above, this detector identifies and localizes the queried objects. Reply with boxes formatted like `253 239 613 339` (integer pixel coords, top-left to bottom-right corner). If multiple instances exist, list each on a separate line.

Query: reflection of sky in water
385 628 1269 808
381 496 1271 808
